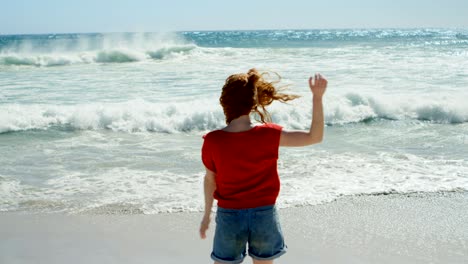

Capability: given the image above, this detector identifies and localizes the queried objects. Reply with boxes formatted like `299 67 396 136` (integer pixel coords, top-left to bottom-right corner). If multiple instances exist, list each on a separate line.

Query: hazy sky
2 0 468 34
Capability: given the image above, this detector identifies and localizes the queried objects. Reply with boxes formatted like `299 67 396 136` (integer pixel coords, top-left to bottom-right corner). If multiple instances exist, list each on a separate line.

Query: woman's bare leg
253 260 273 264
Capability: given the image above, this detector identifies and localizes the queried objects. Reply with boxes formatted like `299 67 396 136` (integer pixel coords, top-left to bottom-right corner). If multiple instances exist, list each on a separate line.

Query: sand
1 192 467 264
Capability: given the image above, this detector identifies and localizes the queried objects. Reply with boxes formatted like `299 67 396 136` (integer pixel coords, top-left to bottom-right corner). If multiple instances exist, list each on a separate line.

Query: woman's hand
309 73 327 98
200 169 216 239
199 214 211 239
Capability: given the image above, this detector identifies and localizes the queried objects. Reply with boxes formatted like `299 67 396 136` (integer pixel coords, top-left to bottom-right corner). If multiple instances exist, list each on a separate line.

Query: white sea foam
0 45 197 66
0 32 197 66
1 95 467 134
0 176 23 212
1 150 467 214
278 151 468 208
0 99 224 133
0 168 205 214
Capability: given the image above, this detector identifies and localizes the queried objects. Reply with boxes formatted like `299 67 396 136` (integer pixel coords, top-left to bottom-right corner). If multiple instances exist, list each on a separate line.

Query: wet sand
1 192 467 264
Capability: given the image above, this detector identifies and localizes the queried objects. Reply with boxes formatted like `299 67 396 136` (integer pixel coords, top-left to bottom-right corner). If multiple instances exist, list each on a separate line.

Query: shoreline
1 191 467 264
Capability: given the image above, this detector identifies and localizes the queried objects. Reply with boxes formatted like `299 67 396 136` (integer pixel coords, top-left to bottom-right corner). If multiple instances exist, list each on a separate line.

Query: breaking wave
0 32 197 66
1 94 467 134
0 45 197 66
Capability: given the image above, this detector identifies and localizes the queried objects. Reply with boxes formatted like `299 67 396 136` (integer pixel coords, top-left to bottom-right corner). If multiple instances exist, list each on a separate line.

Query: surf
0 32 197 66
1 94 467 135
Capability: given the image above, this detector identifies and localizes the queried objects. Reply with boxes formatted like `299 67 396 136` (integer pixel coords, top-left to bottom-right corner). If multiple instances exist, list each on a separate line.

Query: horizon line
1 26 467 36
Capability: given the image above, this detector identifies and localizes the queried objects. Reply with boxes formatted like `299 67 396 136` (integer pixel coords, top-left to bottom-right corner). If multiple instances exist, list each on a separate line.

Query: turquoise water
1 29 467 213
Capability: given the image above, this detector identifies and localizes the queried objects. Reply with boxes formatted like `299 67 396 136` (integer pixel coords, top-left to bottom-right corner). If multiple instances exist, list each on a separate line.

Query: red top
201 123 283 209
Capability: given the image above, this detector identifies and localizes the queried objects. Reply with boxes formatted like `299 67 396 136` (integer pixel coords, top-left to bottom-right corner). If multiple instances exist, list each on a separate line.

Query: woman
200 68 327 264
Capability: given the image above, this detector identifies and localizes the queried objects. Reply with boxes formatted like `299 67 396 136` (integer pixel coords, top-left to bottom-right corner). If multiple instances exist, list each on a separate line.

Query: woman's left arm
199 168 216 239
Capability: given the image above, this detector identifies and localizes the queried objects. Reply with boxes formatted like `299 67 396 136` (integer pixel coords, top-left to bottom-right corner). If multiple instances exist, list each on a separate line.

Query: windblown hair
220 68 299 124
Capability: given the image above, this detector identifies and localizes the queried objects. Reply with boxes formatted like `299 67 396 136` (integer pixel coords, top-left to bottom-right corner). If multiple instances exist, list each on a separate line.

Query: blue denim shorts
211 204 287 264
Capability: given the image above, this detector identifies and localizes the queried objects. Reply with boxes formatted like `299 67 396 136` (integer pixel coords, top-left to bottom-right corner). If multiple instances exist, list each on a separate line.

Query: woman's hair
220 68 299 124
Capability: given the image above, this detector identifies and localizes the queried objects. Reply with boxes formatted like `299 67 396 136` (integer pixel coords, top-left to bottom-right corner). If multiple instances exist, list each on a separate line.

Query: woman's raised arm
280 73 327 147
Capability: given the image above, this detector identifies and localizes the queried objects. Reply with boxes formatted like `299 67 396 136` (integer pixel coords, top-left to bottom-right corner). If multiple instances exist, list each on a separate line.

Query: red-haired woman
200 69 328 264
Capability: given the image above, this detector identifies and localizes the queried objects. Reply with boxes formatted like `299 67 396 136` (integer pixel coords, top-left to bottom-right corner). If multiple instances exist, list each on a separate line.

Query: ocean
1 29 467 214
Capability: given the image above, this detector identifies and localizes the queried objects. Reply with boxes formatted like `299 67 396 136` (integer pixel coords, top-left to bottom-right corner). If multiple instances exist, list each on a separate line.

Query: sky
1 0 468 34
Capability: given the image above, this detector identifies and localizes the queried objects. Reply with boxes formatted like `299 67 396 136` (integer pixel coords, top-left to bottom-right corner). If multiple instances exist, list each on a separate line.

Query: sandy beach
1 191 467 264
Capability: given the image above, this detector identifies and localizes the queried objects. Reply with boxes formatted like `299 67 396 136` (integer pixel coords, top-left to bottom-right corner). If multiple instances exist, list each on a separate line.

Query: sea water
1 29 467 214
